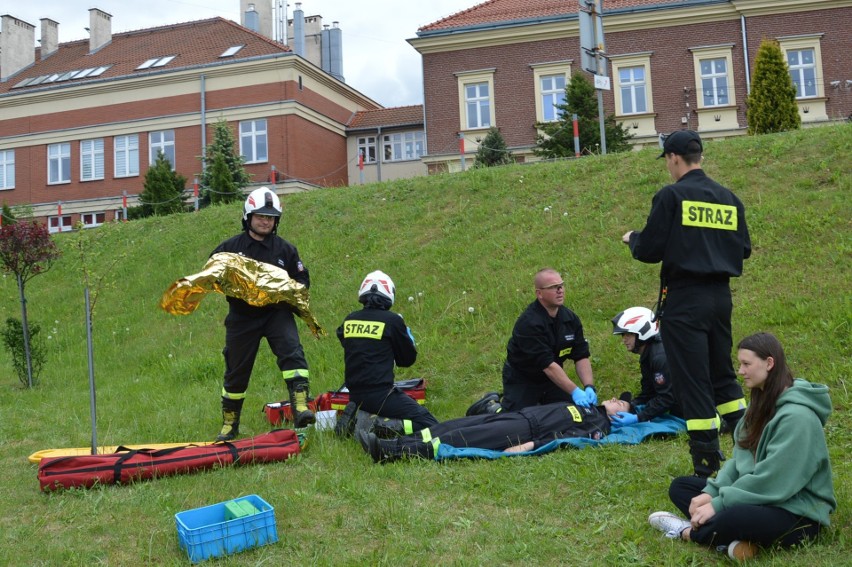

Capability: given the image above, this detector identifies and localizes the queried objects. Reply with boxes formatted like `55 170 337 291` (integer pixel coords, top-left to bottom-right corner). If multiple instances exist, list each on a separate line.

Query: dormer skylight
11 65 113 89
136 55 177 70
220 45 245 58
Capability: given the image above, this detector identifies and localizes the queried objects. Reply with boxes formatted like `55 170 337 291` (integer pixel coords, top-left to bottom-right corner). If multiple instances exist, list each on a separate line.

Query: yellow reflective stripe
421 429 433 443
717 398 747 416
403 420 414 435
686 415 721 432
282 369 309 379
221 388 246 400
559 347 573 357
342 320 386 339
431 437 441 454
682 200 738 230
568 405 582 423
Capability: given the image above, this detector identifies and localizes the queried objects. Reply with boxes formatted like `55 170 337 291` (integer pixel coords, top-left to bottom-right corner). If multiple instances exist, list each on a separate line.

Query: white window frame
0 149 14 189
48 142 71 184
149 130 175 169
48 215 73 233
357 136 377 164
618 66 647 114
699 57 730 107
531 62 571 123
456 69 496 131
690 46 736 109
239 119 268 164
611 53 655 135
81 212 106 228
382 131 425 162
114 134 139 178
80 138 104 181
778 35 825 100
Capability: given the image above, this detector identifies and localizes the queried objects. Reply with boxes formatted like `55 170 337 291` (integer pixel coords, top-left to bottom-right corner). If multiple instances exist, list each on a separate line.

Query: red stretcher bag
263 378 427 425
37 429 300 492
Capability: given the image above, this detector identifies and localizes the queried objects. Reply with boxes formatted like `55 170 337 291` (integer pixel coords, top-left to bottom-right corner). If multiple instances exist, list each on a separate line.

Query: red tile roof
419 0 688 33
348 105 424 129
0 17 290 95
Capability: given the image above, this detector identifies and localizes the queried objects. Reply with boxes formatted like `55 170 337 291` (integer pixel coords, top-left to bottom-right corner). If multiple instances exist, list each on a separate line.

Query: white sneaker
648 511 690 539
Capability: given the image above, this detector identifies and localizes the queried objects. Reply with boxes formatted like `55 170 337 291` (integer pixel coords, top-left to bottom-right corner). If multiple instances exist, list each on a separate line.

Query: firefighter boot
335 401 359 438
370 416 412 439
286 377 316 428
465 392 503 416
216 399 243 442
689 437 726 478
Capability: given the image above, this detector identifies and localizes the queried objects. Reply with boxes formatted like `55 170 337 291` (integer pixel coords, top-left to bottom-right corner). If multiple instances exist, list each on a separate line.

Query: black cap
657 130 703 158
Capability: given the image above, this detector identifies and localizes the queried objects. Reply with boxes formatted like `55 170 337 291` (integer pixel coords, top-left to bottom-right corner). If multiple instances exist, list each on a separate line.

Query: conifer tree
201 119 250 204
1 203 15 226
746 39 801 135
138 151 187 217
473 127 513 168
534 72 632 158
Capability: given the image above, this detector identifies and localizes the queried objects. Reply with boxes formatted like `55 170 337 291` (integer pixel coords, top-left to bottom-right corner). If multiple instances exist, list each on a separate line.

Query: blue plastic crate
175 494 278 563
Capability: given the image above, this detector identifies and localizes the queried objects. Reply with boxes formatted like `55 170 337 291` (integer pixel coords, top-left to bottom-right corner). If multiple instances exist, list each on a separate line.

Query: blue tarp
434 414 686 461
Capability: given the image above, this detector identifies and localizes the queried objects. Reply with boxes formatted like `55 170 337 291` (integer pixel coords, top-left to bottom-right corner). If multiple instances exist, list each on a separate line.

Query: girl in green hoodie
648 332 836 561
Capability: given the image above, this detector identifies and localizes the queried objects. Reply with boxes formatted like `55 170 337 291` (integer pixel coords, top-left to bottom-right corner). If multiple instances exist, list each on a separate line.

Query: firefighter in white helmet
335 270 438 437
210 187 315 441
610 306 681 425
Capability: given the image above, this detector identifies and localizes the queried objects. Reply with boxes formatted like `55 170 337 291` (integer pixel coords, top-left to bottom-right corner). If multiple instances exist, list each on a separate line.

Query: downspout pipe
376 126 383 183
200 74 207 171
741 15 751 95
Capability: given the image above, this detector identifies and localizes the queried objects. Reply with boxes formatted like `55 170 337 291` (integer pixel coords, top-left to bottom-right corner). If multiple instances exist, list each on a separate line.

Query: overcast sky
5 0 469 107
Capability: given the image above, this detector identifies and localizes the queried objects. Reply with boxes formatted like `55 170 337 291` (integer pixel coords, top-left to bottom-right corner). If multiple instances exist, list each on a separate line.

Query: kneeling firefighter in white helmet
335 271 439 438
210 187 315 440
610 306 682 425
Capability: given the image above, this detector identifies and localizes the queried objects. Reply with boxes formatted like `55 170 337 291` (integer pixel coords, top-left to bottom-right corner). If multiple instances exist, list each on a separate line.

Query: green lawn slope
1 123 849 565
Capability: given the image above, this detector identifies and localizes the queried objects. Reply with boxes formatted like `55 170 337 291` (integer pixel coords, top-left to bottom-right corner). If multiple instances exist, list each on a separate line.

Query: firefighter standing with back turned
622 130 751 477
211 187 315 441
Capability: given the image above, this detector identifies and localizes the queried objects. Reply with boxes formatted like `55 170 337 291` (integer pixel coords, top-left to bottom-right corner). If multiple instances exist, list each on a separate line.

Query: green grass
1 123 850 565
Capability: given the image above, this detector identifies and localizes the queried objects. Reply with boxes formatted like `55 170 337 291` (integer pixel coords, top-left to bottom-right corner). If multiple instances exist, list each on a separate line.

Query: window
149 130 175 168
48 143 71 184
115 134 139 177
690 45 738 130
700 58 729 107
240 119 268 164
0 150 14 189
540 75 566 122
456 69 496 131
220 45 244 58
618 66 647 114
531 62 571 123
137 56 176 70
465 83 491 129
80 138 104 181
81 212 106 228
787 49 817 98
48 215 73 233
357 136 377 164
115 209 126 222
382 131 425 162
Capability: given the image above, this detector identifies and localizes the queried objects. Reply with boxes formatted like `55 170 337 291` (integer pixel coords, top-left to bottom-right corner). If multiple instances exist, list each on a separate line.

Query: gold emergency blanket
159 252 325 338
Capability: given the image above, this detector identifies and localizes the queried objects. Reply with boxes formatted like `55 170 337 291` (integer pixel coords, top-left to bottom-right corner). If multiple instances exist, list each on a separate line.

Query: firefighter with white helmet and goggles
335 270 439 438
610 307 681 426
210 187 315 441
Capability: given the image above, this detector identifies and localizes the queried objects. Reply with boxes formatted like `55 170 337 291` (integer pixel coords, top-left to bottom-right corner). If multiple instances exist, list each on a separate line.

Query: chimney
321 21 344 82
88 8 112 53
40 18 59 60
0 15 35 82
241 0 273 39
293 3 304 57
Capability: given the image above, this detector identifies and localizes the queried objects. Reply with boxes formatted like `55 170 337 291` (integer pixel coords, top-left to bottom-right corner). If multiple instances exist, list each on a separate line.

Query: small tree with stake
0 220 61 387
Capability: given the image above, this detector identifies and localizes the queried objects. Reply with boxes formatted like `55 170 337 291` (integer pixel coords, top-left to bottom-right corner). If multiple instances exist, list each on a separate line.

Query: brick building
409 0 852 173
0 6 380 230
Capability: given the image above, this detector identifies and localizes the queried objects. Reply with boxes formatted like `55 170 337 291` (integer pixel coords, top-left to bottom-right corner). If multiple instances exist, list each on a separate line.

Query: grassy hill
1 123 849 565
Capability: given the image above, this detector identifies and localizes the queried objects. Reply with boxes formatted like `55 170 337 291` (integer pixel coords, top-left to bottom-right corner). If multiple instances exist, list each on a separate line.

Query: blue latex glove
612 412 639 426
571 387 592 407
584 385 598 405
406 326 416 346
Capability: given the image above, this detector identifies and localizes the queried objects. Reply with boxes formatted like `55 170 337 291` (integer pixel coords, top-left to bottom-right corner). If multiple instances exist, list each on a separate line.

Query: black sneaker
335 402 358 437
466 392 501 416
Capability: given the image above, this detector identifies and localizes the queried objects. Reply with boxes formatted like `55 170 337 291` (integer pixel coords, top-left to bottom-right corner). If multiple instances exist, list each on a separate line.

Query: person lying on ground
355 398 632 463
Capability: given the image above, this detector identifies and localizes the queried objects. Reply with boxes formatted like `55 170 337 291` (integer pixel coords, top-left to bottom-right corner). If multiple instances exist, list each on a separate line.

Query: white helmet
611 306 658 341
358 270 395 305
243 187 282 221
